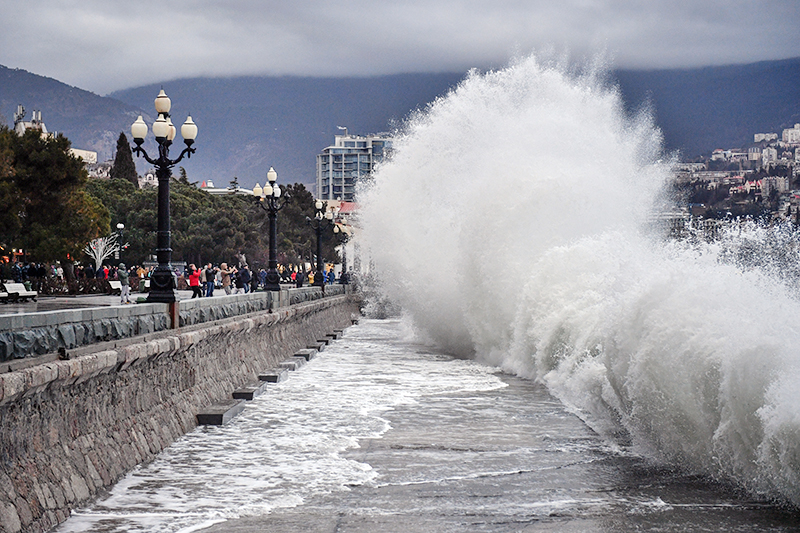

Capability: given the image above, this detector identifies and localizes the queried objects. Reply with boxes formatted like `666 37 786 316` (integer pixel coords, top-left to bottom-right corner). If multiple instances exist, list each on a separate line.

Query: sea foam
357 54 800 505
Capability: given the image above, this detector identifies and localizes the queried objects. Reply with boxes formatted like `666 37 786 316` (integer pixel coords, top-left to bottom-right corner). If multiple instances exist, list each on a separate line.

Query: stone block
232 381 268 400
294 348 317 361
196 399 246 425
258 368 288 383
279 358 304 371
0 372 24 404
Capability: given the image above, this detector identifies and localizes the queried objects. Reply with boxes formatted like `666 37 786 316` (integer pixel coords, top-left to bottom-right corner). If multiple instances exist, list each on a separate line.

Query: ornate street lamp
114 222 125 260
253 167 289 291
306 200 334 287
129 89 198 303
333 216 351 284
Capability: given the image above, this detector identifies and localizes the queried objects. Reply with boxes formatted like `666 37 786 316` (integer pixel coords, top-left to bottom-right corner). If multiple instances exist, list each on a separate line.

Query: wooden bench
108 280 122 294
3 282 38 302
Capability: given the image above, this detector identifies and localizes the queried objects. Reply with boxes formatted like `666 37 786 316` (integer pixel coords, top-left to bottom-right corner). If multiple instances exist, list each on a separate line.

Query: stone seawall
0 294 360 533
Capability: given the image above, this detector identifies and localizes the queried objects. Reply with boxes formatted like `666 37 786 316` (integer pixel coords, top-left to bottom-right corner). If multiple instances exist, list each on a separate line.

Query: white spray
358 54 800 505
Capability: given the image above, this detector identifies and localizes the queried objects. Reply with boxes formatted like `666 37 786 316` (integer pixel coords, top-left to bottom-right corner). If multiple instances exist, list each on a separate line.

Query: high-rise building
316 131 393 201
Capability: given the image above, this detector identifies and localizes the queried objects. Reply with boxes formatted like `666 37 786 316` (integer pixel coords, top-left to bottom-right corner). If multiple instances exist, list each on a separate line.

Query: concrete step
258 368 289 383
279 357 306 371
196 399 246 426
308 341 326 352
232 381 268 400
294 348 317 361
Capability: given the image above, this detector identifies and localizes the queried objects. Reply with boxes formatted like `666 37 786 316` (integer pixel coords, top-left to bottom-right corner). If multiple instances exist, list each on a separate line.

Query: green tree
0 131 23 247
109 132 139 188
276 183 344 271
1 126 109 272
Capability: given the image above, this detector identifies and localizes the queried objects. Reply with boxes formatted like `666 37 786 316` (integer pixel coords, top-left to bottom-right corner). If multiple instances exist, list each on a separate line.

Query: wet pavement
0 290 196 315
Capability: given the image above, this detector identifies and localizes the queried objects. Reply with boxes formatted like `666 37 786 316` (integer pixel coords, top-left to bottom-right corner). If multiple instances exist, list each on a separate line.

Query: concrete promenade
0 291 193 315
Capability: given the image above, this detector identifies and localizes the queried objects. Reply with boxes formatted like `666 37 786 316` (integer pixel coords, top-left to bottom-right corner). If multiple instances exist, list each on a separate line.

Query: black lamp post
253 167 288 291
114 222 125 260
129 89 198 303
306 200 334 287
333 216 351 284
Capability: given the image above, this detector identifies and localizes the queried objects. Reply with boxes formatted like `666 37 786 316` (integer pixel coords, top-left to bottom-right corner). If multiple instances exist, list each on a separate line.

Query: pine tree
109 132 139 188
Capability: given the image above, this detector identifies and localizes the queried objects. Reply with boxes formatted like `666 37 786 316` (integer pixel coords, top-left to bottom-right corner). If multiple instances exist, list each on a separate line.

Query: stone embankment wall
0 285 344 362
0 293 360 533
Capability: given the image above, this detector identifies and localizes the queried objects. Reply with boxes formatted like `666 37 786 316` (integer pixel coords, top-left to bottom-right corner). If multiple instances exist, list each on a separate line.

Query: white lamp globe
154 89 171 115
152 116 169 139
253 183 263 197
315 199 323 210
167 118 177 141
131 116 148 140
267 167 277 183
181 116 198 141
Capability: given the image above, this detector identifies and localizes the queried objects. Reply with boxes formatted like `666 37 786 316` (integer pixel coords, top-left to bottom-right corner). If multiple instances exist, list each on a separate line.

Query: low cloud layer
2 0 799 94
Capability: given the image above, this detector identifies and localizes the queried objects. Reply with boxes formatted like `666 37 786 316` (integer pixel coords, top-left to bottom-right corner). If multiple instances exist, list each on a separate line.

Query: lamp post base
264 269 281 291
146 267 180 303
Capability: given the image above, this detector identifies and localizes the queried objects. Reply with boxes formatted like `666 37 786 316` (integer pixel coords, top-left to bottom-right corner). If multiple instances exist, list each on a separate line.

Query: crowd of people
184 261 340 298
2 257 343 303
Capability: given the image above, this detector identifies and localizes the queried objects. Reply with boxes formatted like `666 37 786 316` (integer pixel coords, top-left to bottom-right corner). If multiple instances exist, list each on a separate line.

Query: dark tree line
1 127 345 272
86 173 344 271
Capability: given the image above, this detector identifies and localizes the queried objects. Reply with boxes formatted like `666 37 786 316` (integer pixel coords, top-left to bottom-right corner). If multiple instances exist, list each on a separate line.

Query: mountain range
1 58 798 190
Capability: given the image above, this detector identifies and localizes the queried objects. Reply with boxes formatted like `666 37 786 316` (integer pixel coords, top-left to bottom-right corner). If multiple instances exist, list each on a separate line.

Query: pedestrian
295 269 305 288
188 264 202 298
233 267 244 294
199 264 207 295
220 263 234 295
240 265 251 293
204 263 217 297
118 262 131 304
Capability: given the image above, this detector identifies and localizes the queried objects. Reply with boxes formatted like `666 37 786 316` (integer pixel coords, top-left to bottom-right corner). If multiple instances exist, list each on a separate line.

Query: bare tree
84 235 121 270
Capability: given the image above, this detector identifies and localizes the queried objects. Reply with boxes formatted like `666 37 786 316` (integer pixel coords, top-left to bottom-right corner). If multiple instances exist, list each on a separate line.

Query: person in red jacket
188 264 202 298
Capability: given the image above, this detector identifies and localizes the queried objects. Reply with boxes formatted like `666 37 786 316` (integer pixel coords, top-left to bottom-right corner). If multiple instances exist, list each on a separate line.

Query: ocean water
56 319 800 532
55 319 507 532
357 53 800 507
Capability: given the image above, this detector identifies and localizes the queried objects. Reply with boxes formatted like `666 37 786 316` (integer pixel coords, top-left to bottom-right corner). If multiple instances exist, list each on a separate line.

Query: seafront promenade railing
0 285 346 364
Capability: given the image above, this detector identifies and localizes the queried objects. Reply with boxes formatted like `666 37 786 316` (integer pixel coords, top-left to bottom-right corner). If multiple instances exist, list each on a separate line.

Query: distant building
12 104 97 164
762 176 790 197
762 147 779 164
199 179 253 196
13 105 48 137
782 124 800 144
316 130 393 202
70 148 97 165
88 160 113 179
754 133 778 143
139 170 157 189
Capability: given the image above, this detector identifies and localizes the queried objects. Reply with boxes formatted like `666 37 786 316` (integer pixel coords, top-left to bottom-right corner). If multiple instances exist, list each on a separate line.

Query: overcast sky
2 0 799 95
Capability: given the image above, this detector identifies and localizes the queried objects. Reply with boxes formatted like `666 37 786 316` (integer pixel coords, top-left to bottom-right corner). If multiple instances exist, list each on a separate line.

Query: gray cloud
2 0 799 94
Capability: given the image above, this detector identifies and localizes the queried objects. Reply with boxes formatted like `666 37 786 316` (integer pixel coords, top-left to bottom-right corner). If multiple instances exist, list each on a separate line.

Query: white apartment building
762 147 779 164
316 131 393 202
782 124 800 144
